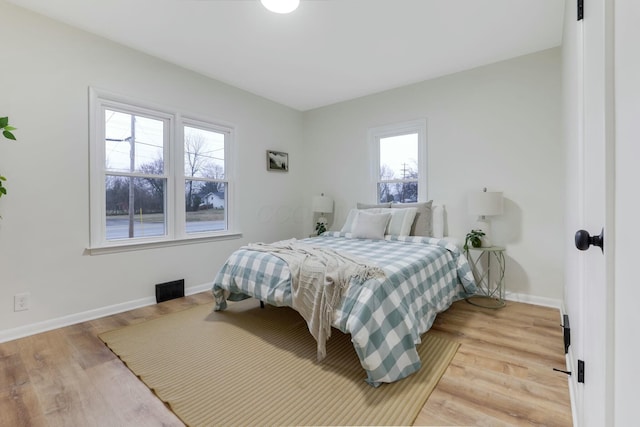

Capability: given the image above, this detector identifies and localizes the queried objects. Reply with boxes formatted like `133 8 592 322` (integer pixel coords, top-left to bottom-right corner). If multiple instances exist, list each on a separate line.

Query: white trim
86 231 242 255
0 286 563 344
88 87 239 250
368 118 428 203
180 118 233 239
504 291 563 310
0 282 214 344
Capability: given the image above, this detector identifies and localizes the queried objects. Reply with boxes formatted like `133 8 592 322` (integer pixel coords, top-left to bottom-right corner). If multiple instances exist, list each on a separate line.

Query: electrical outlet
14 293 30 311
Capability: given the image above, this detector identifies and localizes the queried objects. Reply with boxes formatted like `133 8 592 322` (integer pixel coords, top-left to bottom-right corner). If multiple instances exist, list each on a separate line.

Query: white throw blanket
245 239 385 361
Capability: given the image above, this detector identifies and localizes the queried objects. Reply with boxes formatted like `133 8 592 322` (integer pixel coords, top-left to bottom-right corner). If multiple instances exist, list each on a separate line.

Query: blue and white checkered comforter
212 232 476 386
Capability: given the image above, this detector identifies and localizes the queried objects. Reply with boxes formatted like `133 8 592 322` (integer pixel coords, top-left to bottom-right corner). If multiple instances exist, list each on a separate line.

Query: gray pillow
391 200 433 236
356 202 392 209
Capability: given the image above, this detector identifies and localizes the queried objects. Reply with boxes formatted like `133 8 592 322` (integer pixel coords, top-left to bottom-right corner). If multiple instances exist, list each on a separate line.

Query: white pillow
341 207 416 236
351 211 391 240
385 207 417 236
341 202 445 237
341 203 391 233
340 208 359 233
391 201 433 237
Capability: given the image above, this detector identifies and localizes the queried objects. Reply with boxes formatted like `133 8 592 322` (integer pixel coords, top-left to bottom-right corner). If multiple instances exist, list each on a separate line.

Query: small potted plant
464 229 485 250
0 117 17 201
315 217 328 235
1 117 16 141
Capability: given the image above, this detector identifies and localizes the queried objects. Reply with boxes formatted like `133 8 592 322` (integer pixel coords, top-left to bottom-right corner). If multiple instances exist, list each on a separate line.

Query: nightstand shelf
465 246 506 309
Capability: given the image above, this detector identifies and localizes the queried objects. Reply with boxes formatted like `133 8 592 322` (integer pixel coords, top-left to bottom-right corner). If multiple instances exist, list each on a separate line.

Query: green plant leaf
4 126 16 131
0 117 8 128
3 130 16 140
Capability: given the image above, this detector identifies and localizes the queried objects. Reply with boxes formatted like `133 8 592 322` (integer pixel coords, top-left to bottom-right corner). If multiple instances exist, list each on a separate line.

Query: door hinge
577 0 584 21
562 314 571 354
578 359 585 383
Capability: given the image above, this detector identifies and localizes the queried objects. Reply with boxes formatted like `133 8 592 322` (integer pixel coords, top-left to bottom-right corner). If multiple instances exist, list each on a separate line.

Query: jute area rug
99 298 459 426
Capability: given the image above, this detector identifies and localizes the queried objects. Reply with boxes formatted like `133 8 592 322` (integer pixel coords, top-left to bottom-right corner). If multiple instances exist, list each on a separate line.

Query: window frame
88 88 239 253
180 118 232 236
368 119 428 203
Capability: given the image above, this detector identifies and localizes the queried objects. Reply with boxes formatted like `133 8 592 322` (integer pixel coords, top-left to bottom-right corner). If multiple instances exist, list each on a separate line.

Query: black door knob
575 229 604 252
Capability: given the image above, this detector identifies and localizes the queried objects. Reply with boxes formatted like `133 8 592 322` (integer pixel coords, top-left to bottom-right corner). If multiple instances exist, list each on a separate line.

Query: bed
212 204 476 386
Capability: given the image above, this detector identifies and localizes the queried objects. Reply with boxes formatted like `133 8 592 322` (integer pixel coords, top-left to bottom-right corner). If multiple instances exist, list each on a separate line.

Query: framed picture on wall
266 150 289 172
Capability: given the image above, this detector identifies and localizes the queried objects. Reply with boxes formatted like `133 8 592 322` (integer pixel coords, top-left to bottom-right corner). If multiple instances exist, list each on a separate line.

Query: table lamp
468 187 503 247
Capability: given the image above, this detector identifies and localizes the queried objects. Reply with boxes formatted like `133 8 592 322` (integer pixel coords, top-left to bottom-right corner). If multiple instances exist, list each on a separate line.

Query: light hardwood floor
1 293 572 426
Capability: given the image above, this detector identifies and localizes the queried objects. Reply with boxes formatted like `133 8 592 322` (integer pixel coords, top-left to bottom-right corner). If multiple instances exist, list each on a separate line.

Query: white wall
0 2 305 334
302 48 564 301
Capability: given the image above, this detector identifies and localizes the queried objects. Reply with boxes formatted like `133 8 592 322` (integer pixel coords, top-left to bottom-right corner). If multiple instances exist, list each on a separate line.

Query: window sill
86 231 243 255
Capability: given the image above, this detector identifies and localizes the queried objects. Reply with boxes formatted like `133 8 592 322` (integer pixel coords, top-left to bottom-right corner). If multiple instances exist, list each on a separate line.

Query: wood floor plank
0 293 572 426
0 352 47 427
417 388 518 427
443 361 570 417
63 323 118 370
422 300 572 426
85 358 184 426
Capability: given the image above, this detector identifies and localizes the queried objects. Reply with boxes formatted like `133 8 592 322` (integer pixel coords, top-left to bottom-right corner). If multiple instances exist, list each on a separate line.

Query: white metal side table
465 246 506 309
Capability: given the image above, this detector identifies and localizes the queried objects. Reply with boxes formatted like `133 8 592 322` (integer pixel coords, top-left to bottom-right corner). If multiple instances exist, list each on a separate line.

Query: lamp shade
468 191 504 217
261 0 300 14
312 195 333 213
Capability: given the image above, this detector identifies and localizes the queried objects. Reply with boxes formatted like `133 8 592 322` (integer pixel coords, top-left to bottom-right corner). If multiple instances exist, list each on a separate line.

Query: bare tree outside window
104 110 166 240
184 125 227 233
185 132 209 211
91 91 236 247
378 134 419 203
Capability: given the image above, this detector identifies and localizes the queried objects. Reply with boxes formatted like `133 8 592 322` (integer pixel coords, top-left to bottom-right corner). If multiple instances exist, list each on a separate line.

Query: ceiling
8 0 565 111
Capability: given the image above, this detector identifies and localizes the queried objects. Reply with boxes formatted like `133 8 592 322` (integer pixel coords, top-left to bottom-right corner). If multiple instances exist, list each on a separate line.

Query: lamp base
474 218 492 247
315 214 328 235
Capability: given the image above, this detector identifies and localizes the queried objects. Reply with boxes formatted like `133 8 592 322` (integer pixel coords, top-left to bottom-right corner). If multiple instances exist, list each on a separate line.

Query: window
183 123 228 234
103 108 168 241
90 89 236 251
369 119 427 203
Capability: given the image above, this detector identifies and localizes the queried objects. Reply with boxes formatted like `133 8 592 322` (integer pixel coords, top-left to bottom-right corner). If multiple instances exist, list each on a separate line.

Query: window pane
105 175 166 240
185 180 226 233
105 110 164 174
379 133 418 180
184 126 225 179
378 182 418 203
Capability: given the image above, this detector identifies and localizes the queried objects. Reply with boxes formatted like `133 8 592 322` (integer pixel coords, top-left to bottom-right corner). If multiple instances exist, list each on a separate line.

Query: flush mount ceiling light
261 0 300 14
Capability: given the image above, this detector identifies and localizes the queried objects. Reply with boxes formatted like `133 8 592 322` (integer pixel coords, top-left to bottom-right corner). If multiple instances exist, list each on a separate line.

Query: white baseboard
0 285 563 345
504 291 563 310
0 282 213 344
185 282 213 296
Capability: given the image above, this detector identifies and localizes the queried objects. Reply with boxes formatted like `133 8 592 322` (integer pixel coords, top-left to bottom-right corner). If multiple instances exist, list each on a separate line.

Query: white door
563 0 614 425
613 2 640 424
